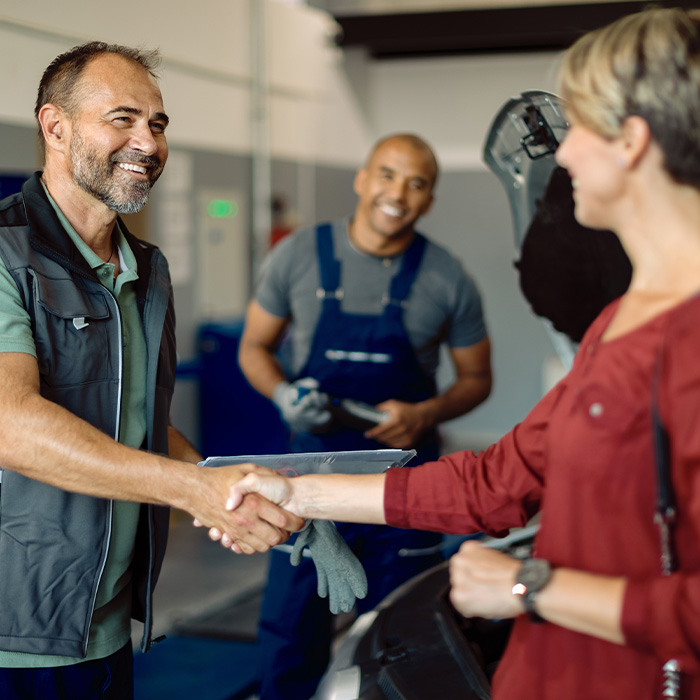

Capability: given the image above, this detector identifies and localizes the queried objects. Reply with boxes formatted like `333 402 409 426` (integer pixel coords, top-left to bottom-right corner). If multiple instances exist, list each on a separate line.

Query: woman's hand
449 540 523 619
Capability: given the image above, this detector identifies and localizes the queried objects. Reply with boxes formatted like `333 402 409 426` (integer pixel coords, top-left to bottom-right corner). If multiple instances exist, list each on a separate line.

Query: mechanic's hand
191 463 303 554
364 399 432 449
291 520 368 614
448 540 523 619
273 378 331 433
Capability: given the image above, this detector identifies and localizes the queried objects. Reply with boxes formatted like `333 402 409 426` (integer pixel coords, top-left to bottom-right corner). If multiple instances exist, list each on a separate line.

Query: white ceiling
314 0 638 12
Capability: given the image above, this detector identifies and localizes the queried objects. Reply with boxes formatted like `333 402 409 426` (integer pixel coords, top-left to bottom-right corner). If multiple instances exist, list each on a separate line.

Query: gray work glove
273 377 331 433
291 520 368 614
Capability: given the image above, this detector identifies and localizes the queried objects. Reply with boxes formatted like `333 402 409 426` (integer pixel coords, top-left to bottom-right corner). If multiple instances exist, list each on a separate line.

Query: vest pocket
30 270 116 386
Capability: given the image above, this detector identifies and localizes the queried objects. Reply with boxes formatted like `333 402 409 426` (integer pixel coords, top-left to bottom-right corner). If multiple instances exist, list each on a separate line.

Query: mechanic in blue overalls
239 133 493 700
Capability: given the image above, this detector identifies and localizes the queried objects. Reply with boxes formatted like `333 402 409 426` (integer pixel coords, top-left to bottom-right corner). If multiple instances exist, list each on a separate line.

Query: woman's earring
617 156 627 168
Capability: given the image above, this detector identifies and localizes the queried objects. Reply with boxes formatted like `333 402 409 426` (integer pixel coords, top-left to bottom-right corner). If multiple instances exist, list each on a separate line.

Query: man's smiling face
66 53 169 214
353 137 436 245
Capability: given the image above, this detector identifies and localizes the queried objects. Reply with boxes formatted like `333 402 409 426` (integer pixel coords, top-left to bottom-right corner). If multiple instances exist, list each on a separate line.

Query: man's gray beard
95 181 151 215
70 131 161 214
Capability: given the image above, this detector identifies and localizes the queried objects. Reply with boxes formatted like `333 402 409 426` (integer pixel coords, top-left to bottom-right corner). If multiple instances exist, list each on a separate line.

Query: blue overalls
257 224 444 700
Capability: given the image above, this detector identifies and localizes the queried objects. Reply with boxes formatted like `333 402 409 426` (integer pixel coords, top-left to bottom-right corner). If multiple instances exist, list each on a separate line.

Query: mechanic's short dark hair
366 133 440 190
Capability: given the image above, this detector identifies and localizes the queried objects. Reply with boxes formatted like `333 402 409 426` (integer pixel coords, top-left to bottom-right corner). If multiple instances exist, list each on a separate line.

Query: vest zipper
82 289 123 656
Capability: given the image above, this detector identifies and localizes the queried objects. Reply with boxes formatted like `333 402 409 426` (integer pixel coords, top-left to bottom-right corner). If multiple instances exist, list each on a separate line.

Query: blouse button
589 402 604 417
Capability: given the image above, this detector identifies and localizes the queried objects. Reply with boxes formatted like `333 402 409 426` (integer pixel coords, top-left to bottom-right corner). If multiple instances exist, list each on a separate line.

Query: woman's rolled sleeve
383 379 566 536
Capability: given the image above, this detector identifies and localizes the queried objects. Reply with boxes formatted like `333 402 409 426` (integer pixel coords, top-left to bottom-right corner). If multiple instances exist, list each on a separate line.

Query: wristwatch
512 558 552 623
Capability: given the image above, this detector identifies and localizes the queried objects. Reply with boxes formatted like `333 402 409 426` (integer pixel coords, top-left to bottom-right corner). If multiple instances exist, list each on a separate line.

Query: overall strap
385 233 427 308
315 223 341 295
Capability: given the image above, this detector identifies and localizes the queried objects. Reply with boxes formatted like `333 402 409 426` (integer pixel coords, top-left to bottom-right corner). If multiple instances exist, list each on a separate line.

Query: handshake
197 461 368 614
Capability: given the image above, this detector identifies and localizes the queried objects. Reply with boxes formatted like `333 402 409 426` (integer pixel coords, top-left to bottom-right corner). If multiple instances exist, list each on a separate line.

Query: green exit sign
207 199 239 218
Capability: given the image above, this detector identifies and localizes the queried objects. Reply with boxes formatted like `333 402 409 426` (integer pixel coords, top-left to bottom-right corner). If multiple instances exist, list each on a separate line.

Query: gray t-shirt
256 218 487 379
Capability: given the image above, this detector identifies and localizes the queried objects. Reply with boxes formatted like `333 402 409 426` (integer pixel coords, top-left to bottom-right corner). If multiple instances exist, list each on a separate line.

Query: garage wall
0 1 567 451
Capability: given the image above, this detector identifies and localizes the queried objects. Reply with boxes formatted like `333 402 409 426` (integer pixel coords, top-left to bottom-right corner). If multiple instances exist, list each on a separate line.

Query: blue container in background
196 320 289 458
0 174 30 199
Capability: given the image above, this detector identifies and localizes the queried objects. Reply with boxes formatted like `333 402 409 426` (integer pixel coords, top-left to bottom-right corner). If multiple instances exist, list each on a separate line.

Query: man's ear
353 168 367 197
38 104 69 153
620 115 651 168
420 193 435 217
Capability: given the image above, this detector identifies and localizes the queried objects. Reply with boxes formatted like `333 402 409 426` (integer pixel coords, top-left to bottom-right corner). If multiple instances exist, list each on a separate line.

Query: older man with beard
0 42 302 700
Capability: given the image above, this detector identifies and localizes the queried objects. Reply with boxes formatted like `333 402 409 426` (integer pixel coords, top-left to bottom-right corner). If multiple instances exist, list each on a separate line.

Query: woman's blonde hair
558 8 700 187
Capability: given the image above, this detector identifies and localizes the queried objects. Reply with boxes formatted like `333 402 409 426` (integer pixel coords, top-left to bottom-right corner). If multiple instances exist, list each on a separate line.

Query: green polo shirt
0 192 148 667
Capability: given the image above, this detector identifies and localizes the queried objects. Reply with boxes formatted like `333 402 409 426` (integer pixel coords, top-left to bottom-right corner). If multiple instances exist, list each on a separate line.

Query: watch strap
521 589 546 623
512 558 551 624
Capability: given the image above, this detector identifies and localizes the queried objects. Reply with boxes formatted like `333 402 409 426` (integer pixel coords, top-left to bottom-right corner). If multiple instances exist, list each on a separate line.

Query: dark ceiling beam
333 0 698 57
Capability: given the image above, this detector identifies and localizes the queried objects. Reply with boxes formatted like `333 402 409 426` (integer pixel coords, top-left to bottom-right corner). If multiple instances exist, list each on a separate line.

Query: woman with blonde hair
223 8 700 698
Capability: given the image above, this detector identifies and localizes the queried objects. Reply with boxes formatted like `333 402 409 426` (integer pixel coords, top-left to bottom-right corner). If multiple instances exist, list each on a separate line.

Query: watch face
518 559 551 589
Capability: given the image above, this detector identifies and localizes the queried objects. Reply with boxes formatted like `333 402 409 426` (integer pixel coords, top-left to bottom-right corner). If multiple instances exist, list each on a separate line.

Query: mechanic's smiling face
66 53 168 214
353 137 436 252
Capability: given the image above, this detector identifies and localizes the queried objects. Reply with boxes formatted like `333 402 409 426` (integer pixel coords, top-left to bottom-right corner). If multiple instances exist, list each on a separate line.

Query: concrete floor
132 510 269 639
132 509 361 700
132 510 270 699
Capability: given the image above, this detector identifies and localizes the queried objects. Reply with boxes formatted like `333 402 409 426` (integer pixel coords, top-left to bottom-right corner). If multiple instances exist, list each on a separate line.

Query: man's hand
191 463 303 554
365 340 493 449
448 540 523 620
273 378 331 433
364 399 432 449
